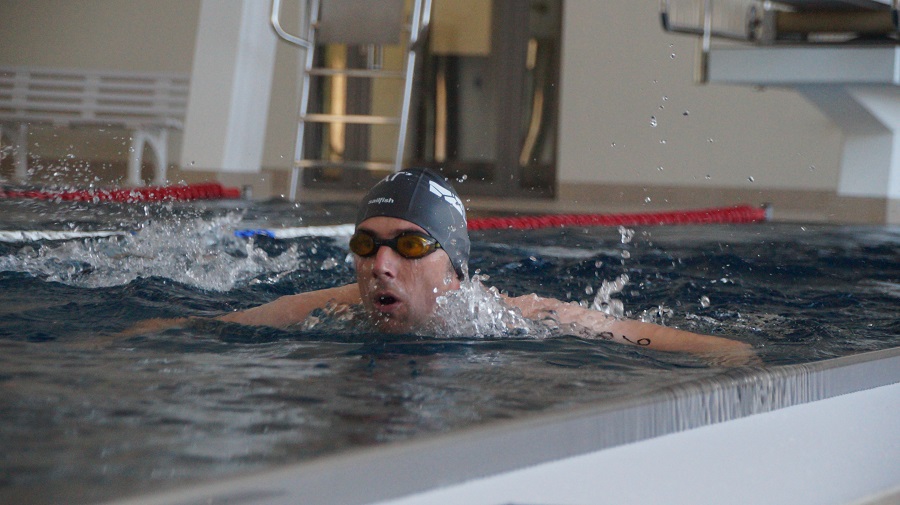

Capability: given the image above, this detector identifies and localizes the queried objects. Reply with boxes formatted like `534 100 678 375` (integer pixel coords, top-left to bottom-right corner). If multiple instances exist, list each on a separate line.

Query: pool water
0 199 897 504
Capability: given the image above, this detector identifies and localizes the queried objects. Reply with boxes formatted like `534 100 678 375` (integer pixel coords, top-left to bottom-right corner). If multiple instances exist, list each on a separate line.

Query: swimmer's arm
216 283 362 328
506 294 755 362
120 284 361 335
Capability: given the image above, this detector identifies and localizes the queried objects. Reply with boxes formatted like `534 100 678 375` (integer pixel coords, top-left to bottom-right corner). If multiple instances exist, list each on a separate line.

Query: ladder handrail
272 0 432 200
395 0 432 171
271 0 313 49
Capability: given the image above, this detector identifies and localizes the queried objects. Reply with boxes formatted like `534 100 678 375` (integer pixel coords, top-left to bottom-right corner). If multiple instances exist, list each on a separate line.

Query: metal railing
661 0 900 83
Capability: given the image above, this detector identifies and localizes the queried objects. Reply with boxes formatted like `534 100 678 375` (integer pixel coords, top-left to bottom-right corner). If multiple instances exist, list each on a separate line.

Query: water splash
590 273 629 318
431 275 552 338
0 214 304 291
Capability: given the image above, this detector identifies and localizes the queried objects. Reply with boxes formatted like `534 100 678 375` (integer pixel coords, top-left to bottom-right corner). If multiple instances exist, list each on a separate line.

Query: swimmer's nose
371 244 399 279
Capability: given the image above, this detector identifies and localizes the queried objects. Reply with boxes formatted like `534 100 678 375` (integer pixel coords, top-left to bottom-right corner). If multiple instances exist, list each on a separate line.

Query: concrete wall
0 0 201 176
0 0 198 72
1 0 847 197
558 2 843 191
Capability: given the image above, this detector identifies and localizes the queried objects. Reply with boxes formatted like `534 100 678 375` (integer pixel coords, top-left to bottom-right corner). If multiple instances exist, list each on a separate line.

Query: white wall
1 0 848 194
558 2 844 191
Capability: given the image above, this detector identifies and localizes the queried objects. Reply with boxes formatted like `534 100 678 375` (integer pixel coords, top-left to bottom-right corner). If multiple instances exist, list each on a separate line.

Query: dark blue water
0 199 897 504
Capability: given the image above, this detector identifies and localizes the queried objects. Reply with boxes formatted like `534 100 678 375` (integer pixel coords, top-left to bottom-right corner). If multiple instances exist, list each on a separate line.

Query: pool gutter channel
107 346 900 505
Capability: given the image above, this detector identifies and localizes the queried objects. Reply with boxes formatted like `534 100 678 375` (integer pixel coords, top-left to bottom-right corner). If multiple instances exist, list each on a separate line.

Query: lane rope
234 224 356 239
0 183 241 202
232 204 769 237
466 204 769 230
0 205 769 243
0 230 128 242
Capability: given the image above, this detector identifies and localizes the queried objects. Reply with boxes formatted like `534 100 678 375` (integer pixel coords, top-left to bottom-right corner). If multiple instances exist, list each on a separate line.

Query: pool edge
104 346 900 505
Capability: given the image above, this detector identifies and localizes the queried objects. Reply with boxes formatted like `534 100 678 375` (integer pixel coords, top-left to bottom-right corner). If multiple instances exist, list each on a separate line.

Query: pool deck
284 183 899 225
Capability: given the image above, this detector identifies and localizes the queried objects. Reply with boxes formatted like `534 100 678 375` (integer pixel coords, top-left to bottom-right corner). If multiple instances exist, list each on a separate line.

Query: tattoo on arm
621 334 652 346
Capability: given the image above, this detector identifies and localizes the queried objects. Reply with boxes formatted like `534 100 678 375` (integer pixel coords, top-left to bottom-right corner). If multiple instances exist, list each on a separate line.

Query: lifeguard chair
271 0 432 200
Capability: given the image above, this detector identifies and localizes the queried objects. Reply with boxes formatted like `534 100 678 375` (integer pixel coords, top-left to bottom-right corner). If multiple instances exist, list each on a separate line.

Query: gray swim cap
356 168 469 278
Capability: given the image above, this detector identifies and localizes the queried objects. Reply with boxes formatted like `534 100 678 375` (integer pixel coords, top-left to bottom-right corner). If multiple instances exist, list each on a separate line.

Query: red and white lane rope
0 204 769 242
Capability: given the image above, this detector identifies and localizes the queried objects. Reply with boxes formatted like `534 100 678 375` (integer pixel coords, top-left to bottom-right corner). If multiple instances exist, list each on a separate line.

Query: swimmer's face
354 216 461 333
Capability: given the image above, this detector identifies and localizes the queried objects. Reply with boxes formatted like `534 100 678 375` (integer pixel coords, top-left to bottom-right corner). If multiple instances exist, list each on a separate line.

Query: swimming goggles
349 230 442 259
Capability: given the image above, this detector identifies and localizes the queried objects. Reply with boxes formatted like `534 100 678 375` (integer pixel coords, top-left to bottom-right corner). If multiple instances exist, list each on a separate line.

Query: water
0 199 898 504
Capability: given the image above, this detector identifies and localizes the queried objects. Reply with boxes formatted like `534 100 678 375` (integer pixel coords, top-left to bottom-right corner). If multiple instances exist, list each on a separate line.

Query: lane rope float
233 204 770 237
0 183 241 202
0 204 769 243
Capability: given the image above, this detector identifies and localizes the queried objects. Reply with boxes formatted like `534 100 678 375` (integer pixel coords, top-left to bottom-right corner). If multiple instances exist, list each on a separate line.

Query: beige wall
0 0 198 72
558 2 843 191
0 0 200 171
2 0 847 195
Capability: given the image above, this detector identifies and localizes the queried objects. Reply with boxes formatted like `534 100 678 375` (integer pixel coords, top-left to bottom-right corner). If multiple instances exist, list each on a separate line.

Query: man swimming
132 168 753 361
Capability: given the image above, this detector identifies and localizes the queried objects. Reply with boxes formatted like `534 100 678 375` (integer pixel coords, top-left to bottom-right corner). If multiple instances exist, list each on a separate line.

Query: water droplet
670 53 676 59
650 116 658 127
584 286 594 295
657 166 664 171
610 142 617 147
662 95 669 101
705 174 711 180
707 138 714 143
700 296 711 308
809 165 816 172
747 176 755 183
644 196 652 203
621 250 631 259
682 110 689 116
659 139 667 144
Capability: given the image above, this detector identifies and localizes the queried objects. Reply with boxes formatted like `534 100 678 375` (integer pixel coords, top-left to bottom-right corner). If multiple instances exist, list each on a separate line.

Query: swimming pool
0 198 898 504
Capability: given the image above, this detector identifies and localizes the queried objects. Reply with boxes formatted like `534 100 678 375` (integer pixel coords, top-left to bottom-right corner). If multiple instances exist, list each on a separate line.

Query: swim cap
356 168 469 278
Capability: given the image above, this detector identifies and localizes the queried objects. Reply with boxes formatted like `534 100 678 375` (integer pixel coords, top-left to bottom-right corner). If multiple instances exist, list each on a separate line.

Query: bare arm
216 283 361 328
506 294 756 364
120 283 361 335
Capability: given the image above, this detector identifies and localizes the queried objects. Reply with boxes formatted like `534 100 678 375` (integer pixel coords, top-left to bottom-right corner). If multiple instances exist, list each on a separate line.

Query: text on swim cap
368 197 394 205
429 181 466 221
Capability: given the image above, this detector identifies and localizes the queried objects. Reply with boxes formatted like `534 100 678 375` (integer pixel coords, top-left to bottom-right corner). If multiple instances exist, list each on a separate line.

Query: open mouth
373 292 401 312
377 294 398 306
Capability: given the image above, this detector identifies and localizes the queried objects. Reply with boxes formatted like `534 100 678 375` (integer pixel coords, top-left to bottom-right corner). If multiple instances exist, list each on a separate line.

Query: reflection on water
0 199 898 504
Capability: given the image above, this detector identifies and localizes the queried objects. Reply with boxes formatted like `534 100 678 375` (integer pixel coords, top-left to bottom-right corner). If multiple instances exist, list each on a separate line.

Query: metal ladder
271 0 432 200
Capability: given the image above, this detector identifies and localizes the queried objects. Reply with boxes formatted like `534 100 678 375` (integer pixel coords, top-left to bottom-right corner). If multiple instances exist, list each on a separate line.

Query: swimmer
128 168 755 364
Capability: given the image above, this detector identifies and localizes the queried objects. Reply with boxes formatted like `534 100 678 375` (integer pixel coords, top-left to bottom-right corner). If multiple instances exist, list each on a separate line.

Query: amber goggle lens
349 231 440 259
